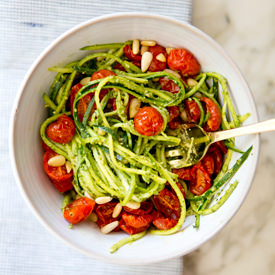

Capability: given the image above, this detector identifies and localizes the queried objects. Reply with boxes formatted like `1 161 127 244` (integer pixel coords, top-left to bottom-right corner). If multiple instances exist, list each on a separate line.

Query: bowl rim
9 12 260 265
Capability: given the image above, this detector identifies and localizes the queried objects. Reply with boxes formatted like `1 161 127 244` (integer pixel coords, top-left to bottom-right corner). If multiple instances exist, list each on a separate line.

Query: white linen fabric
0 1 192 274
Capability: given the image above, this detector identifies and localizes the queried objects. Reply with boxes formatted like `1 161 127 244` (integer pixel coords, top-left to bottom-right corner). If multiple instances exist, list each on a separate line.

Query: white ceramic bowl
10 13 259 264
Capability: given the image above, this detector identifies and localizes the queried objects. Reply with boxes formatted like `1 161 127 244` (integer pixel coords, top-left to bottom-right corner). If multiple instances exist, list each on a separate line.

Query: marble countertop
184 0 275 274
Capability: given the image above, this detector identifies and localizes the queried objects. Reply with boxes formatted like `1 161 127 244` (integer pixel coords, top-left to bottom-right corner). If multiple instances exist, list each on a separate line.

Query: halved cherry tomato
63 197 95 224
122 212 153 229
153 188 180 219
201 97 221 131
168 119 181 130
172 167 192 181
46 114 75 144
114 62 126 72
43 151 73 192
91 69 116 81
168 106 180 122
190 164 211 196
134 106 163 136
123 201 153 216
123 44 142 61
148 44 167 72
153 217 177 230
201 154 215 176
209 145 223 175
159 77 180 94
215 141 228 155
184 99 201 123
120 221 149 235
167 48 201 76
131 60 141 68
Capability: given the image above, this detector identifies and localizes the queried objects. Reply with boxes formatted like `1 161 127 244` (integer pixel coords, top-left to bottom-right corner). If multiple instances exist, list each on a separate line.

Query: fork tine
165 148 183 157
167 159 188 168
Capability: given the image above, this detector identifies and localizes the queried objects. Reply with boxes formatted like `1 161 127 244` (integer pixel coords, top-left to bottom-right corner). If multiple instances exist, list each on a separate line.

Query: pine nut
180 109 188 122
100 221 119 234
164 69 181 79
129 98 141 118
65 161 72 173
187 78 198 87
89 212 98 222
140 45 148 55
132 39 140 55
112 203 122 218
80 77 91 86
48 155 66 167
125 201 140 210
156 53 166 62
141 52 153 72
95 196 112 204
141 40 156 47
166 47 172 55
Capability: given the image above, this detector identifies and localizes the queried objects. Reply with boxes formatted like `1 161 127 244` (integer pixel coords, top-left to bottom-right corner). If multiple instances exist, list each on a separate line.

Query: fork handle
211 118 275 142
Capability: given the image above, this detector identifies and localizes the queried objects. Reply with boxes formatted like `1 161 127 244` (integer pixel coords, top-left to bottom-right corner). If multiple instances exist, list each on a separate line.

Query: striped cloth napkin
1 1 192 274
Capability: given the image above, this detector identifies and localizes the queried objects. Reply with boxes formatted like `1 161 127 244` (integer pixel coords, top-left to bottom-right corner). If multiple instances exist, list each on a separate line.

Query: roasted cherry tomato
122 212 153 229
168 106 180 122
184 99 201 123
113 62 126 72
153 217 177 230
123 201 153 216
131 60 141 68
91 69 116 81
153 188 180 219
201 154 215 176
148 44 167 72
159 77 180 94
46 114 75 144
123 44 142 61
95 202 121 231
201 97 221 131
215 141 228 155
134 106 163 136
172 167 192 181
120 221 149 235
168 119 181 130
167 48 201 76
209 145 223 175
43 151 73 192
190 164 211 196
63 197 95 224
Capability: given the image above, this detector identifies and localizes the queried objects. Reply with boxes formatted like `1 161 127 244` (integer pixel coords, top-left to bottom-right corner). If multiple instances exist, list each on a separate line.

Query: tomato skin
123 44 142 61
114 62 126 72
148 45 167 72
122 212 153 229
168 106 180 122
184 99 201 123
123 201 153 216
190 164 211 196
201 154 215 176
167 48 201 76
134 107 164 136
153 188 180 219
209 145 223 175
215 141 228 155
46 115 75 144
153 217 177 230
172 167 192 181
201 97 221 131
63 197 95 224
42 141 54 153
159 77 180 94
43 151 73 192
70 83 83 115
91 69 116 81
120 221 149 235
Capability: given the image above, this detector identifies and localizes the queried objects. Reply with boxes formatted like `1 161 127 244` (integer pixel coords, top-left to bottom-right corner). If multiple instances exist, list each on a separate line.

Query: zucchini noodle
41 40 252 253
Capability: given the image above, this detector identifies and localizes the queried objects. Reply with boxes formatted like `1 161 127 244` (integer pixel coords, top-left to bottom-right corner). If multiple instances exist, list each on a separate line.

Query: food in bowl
40 39 252 253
